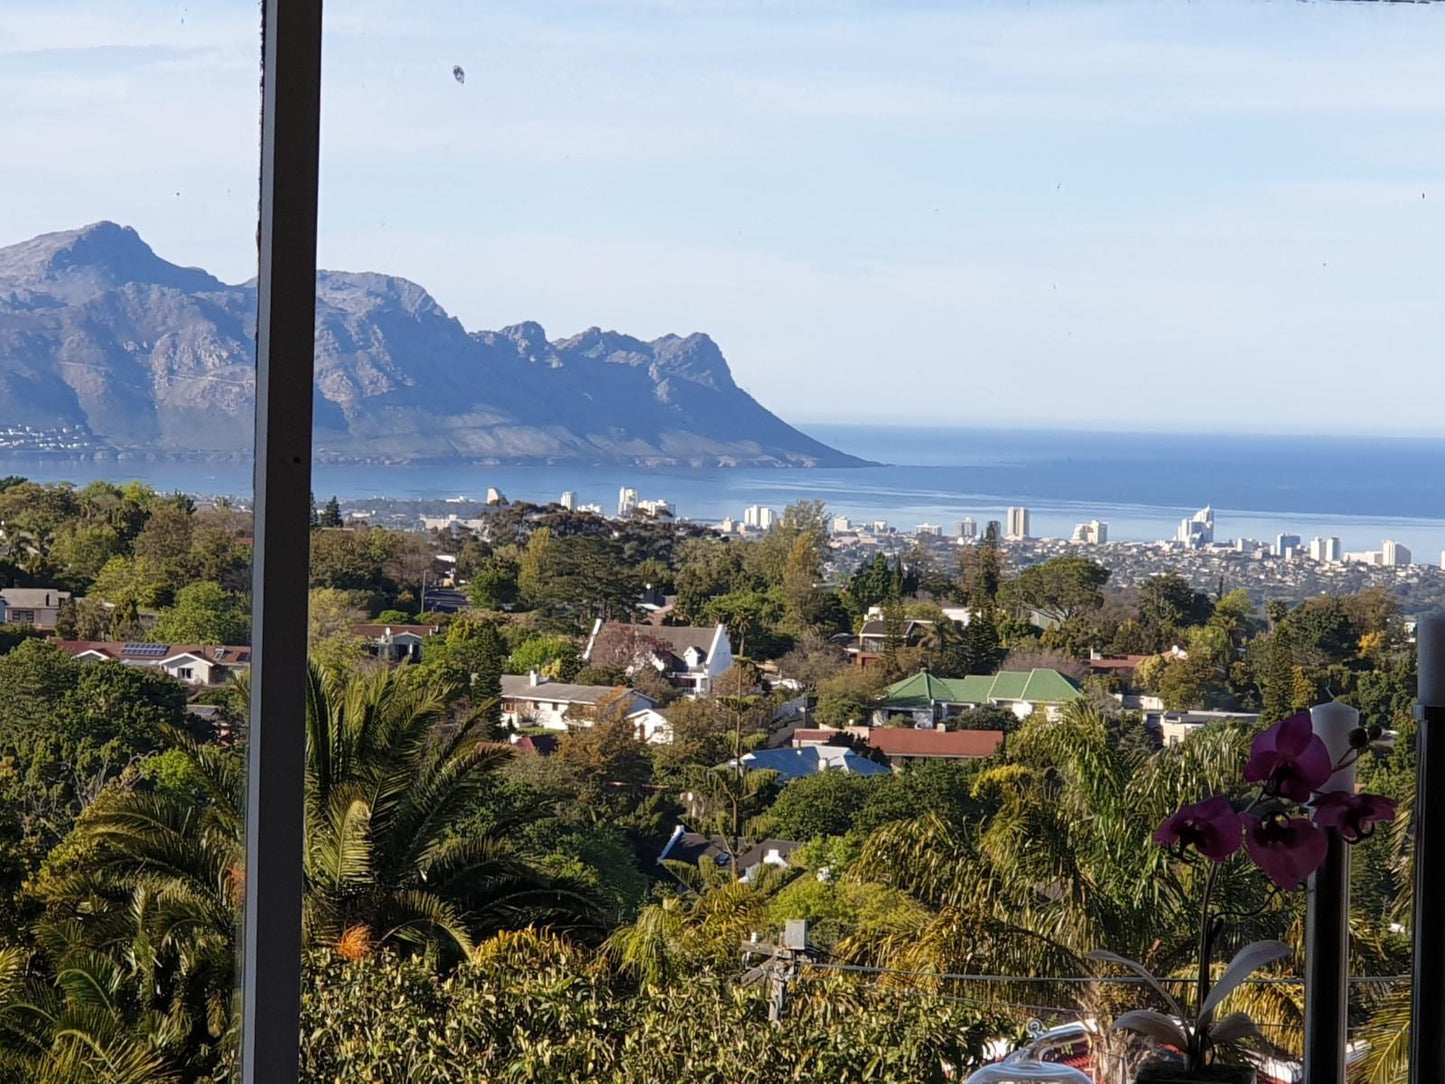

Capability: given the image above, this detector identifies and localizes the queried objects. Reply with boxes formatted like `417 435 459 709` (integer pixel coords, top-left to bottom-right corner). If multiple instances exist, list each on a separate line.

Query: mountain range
0 222 864 467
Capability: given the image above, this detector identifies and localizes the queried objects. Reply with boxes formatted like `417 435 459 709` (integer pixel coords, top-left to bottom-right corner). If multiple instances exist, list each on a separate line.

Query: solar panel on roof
121 642 170 657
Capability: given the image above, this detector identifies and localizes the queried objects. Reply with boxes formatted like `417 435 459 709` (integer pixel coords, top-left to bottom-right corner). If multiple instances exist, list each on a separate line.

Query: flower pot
1135 1062 1254 1084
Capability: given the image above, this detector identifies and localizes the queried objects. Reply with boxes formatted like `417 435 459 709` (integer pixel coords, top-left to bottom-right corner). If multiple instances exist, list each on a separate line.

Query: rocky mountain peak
0 223 866 468
0 221 223 302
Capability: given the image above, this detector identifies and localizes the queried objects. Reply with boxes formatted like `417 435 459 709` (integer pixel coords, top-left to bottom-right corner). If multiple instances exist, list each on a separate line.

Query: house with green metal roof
875 668 1083 725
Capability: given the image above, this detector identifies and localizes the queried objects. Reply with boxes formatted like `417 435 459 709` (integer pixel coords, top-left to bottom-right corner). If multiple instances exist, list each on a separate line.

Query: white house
1160 710 1262 748
627 706 674 744
349 623 441 664
499 673 656 731
57 641 251 686
582 620 735 698
0 587 71 630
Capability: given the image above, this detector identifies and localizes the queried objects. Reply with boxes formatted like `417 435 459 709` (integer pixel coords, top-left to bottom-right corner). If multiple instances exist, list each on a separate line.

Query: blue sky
3 0 1443 432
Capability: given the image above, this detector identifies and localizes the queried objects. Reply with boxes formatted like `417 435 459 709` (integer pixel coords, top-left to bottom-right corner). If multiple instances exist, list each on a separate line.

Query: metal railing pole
1410 617 1445 1084
241 0 323 1080
1303 702 1357 1084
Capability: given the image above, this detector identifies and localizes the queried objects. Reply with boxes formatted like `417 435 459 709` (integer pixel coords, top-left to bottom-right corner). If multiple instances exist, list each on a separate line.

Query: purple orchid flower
1155 795 1244 862
1243 712 1333 802
1312 791 1398 843
1244 813 1329 889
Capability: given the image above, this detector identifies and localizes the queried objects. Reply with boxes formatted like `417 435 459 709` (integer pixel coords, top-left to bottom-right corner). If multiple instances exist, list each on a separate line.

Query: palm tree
29 733 242 1079
299 664 599 962
26 663 601 1075
0 937 179 1083
843 703 1300 1076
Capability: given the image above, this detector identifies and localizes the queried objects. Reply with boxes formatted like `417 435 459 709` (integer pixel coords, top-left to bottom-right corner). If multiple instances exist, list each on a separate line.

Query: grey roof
500 675 652 706
658 830 732 868
0 587 71 607
623 623 719 655
735 838 805 872
735 745 891 780
859 619 929 638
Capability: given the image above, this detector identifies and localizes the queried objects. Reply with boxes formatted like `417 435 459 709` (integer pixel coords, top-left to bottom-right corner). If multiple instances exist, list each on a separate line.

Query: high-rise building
1275 533 1302 558
1072 520 1108 545
743 505 775 530
485 487 506 506
831 515 853 533
1382 539 1412 567
617 487 639 517
1308 537 1343 563
956 517 977 541
1006 507 1030 540
915 523 943 537
559 491 576 511
637 498 674 518
1177 506 1215 548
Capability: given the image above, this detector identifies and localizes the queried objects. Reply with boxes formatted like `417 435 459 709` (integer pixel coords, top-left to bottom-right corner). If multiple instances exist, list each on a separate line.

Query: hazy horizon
4 0 1443 434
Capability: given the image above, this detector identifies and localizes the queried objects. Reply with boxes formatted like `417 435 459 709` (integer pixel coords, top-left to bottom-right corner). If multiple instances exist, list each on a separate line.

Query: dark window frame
241 1 323 1081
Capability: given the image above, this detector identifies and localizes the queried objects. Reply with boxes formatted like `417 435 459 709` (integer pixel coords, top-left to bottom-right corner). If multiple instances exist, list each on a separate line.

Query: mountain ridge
0 222 867 468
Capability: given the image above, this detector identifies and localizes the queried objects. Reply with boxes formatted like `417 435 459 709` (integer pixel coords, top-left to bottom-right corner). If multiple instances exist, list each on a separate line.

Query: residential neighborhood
0 480 1421 1081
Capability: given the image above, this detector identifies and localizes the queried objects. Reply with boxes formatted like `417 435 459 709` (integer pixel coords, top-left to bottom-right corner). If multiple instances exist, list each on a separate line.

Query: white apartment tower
1072 520 1109 545
1177 506 1215 548
743 505 776 530
617 487 639 517
559 491 577 512
957 517 977 541
1382 540 1412 567
1005 507 1031 540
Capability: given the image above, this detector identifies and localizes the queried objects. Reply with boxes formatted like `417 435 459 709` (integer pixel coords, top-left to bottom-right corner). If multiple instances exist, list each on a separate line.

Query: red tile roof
56 641 251 664
1087 654 1150 672
867 728 1004 759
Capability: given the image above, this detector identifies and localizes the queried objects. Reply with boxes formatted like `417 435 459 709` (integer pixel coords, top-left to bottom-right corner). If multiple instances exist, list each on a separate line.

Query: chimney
529 670 541 687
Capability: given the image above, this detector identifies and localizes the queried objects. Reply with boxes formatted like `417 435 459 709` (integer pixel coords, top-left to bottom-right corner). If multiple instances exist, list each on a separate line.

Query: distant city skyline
3 0 1444 432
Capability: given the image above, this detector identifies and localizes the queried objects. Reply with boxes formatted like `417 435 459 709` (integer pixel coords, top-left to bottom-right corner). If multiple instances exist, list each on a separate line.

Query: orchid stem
1194 859 1222 1069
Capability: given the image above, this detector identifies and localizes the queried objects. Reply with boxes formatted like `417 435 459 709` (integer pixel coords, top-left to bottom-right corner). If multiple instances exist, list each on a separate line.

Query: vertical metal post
242 0 322 1081
1304 701 1357 1084
1411 617 1445 1084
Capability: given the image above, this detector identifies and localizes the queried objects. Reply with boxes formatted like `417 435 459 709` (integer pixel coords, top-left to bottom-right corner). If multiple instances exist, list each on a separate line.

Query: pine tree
320 496 344 528
54 597 79 640
473 621 507 737
950 605 1001 676
1261 631 1295 723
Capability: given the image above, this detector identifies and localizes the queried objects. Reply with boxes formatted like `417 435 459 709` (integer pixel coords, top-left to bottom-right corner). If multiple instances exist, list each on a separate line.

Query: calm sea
5 425 1445 557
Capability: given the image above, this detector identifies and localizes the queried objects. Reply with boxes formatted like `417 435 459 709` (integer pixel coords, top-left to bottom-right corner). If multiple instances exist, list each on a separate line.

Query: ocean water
5 425 1445 557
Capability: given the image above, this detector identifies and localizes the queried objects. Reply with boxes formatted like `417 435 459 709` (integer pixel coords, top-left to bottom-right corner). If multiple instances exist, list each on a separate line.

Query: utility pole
741 920 809 1024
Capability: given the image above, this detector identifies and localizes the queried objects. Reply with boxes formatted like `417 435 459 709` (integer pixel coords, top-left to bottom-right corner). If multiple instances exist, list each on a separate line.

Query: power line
796 959 1407 987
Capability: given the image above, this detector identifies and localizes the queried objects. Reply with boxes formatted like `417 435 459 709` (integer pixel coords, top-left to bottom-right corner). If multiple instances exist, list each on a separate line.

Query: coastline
6 424 1445 557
